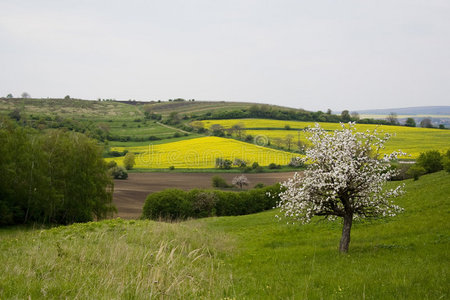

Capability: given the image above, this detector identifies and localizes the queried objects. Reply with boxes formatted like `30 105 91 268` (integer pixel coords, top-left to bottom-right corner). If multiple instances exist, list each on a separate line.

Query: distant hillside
0 97 303 118
356 106 450 115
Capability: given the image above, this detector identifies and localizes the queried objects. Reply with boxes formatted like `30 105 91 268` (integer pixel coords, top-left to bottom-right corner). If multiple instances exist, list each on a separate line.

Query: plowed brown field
113 172 297 219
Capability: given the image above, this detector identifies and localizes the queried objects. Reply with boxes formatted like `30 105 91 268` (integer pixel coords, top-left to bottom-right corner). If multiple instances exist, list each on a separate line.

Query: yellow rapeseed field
106 136 295 169
200 119 450 158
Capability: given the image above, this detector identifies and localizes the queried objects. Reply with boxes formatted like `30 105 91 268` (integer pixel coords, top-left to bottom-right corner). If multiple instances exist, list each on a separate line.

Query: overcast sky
0 0 449 111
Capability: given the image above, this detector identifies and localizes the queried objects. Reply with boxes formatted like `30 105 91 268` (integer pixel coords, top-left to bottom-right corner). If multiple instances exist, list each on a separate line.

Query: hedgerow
142 184 283 220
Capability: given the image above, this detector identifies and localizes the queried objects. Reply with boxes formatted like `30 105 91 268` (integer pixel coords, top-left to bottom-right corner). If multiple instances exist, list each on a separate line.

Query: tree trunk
339 213 353 253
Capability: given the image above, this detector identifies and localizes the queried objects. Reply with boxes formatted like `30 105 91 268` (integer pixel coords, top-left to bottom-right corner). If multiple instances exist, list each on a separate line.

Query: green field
1 172 448 299
201 119 450 158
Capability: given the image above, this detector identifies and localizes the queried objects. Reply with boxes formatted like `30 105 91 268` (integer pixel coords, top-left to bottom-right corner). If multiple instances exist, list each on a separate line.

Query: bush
243 166 253 173
212 175 231 188
268 163 281 169
254 183 265 188
443 150 450 173
106 160 118 169
389 163 412 181
109 166 128 180
215 158 232 169
142 184 283 220
254 166 264 173
187 190 216 218
233 158 247 168
252 162 260 169
142 189 192 220
169 166 175 170
417 150 443 173
123 152 135 170
406 164 426 181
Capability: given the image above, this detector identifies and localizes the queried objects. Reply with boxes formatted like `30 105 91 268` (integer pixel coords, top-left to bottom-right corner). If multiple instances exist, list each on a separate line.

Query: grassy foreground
1 172 449 299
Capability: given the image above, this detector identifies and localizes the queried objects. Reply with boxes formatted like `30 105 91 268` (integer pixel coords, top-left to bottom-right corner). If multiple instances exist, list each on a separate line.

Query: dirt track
113 172 297 219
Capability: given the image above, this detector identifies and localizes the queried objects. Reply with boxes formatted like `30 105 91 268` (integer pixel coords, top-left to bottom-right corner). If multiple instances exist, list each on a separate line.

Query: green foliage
443 149 450 173
416 150 443 173
406 164 426 180
215 157 232 169
142 189 193 220
108 166 128 179
142 184 283 220
405 117 416 127
211 175 231 188
169 165 175 170
268 162 281 169
0 121 115 225
123 152 135 170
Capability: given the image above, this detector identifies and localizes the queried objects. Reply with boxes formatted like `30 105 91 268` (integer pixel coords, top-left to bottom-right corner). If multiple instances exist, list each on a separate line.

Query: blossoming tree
232 175 249 189
277 123 405 253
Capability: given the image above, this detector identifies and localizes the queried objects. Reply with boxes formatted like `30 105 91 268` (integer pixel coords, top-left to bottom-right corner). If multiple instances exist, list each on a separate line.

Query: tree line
0 118 115 225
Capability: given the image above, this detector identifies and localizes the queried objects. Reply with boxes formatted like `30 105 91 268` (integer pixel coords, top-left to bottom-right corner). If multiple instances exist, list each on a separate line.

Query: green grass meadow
1 172 448 299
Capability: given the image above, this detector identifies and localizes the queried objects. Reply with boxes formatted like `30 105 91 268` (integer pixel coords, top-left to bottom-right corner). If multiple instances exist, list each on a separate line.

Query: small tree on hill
277 123 405 253
123 152 135 170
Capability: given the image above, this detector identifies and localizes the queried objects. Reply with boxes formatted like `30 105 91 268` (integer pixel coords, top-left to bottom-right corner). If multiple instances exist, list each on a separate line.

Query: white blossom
277 123 405 225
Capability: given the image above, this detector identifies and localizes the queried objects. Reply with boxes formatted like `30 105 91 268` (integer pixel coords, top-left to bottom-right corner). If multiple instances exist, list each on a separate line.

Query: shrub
108 150 123 157
142 189 192 220
254 183 265 188
252 162 260 169
442 149 450 173
215 158 232 169
389 163 412 181
233 158 247 168
417 150 443 173
142 184 283 220
109 166 128 179
243 166 253 173
106 160 118 169
406 165 426 181
254 166 264 173
187 190 216 218
169 165 175 170
268 163 281 169
212 175 231 188
123 152 135 170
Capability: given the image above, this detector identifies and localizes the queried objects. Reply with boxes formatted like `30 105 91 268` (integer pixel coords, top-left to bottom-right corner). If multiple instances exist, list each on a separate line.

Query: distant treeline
0 119 115 225
194 105 393 125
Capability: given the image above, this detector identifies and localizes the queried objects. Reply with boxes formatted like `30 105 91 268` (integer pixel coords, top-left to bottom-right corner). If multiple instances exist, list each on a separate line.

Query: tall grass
0 220 234 299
